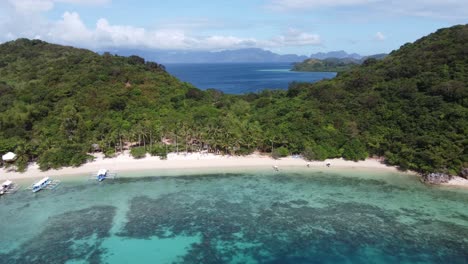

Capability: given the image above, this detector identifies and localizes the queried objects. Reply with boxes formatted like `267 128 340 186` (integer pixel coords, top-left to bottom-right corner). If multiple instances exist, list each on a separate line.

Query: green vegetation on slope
292 54 388 72
289 25 468 174
292 58 359 72
0 39 201 170
0 25 467 175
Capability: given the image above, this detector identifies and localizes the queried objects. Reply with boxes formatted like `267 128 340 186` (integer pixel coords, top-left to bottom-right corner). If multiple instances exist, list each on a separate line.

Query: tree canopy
0 25 467 176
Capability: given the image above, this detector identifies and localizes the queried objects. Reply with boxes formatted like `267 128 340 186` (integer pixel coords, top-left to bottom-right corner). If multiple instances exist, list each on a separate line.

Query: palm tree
14 142 31 172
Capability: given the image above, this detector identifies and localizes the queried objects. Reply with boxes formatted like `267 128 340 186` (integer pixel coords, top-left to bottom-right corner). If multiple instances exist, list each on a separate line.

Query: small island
292 54 387 72
292 58 359 72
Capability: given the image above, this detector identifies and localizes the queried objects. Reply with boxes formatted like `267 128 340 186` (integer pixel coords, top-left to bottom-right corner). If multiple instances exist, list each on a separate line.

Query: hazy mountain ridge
309 50 363 60
102 48 385 64
102 48 309 64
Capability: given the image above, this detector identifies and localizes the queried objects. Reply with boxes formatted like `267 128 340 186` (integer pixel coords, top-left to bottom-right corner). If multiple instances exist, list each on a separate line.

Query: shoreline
1 152 400 179
1 152 466 188
440 176 468 189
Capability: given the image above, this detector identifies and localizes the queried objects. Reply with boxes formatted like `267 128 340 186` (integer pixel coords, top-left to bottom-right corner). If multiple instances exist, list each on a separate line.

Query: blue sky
0 0 466 55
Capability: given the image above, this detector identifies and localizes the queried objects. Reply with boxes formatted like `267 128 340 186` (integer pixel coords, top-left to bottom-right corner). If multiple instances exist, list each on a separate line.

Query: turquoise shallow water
0 169 467 264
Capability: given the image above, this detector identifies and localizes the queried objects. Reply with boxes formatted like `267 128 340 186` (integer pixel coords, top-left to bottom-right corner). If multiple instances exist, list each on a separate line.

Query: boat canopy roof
33 177 50 188
97 169 108 176
2 152 16 161
2 180 12 187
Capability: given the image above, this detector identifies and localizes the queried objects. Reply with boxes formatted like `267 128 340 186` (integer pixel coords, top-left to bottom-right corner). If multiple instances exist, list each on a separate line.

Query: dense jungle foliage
0 25 467 175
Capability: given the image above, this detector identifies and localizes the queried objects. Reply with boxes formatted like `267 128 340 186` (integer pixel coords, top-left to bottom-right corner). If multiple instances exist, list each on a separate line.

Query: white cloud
268 28 321 46
375 31 385 41
0 1 49 41
7 0 110 13
202 36 257 50
57 0 110 4
268 0 379 11
0 3 322 51
387 0 468 20
8 0 55 13
70 17 260 50
267 0 468 20
50 12 93 43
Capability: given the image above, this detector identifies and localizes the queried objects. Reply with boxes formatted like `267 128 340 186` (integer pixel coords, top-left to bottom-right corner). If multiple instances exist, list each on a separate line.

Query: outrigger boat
91 169 117 182
0 180 19 195
29 177 60 193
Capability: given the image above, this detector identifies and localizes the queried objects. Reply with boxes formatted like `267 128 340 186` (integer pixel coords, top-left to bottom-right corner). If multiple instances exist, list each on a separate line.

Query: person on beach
306 162 310 168
326 162 331 167
273 165 279 171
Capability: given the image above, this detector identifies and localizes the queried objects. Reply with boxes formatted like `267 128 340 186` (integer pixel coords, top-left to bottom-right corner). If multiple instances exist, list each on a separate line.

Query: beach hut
2 152 16 162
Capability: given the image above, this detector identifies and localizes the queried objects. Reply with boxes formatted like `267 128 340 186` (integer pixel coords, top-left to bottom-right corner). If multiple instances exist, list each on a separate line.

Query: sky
0 0 467 56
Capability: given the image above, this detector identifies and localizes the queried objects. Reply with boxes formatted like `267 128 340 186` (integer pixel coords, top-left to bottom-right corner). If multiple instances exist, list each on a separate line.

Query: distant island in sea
291 54 388 72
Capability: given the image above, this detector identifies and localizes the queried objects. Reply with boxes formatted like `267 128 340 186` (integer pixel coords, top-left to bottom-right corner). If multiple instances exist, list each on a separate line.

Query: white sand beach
1 152 401 180
442 176 468 188
1 151 466 188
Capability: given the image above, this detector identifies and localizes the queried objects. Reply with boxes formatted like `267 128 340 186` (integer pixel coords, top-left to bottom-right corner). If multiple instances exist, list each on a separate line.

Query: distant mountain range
101 48 309 64
309 50 363 60
100 48 385 64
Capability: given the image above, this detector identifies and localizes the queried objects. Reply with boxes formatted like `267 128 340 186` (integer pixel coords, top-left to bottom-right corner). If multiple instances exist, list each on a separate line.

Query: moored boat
97 169 108 182
91 169 117 182
31 177 51 193
0 180 10 195
1 180 20 195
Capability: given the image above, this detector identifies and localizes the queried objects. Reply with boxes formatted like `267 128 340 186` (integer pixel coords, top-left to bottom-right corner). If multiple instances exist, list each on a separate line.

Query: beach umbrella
2 152 17 162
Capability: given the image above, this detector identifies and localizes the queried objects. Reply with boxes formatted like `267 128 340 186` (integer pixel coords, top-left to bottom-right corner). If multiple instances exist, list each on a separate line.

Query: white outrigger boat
28 177 61 193
90 169 117 182
0 180 19 195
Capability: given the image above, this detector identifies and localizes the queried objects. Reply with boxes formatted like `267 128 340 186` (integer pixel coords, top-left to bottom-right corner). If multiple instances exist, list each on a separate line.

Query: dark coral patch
117 175 468 264
2 206 116 264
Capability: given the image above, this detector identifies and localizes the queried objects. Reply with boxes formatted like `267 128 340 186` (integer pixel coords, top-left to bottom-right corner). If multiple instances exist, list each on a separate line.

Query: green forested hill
282 25 468 173
0 25 467 175
0 39 223 170
291 54 387 72
292 58 359 72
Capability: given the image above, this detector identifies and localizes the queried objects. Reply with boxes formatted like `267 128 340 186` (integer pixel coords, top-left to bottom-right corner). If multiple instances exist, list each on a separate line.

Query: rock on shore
460 168 468 179
422 173 452 184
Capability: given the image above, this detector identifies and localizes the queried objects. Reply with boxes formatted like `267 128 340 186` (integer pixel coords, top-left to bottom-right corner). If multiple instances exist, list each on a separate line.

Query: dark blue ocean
165 63 337 94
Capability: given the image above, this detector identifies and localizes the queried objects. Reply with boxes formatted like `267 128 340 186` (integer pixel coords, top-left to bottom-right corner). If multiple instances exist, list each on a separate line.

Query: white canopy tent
2 152 16 162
